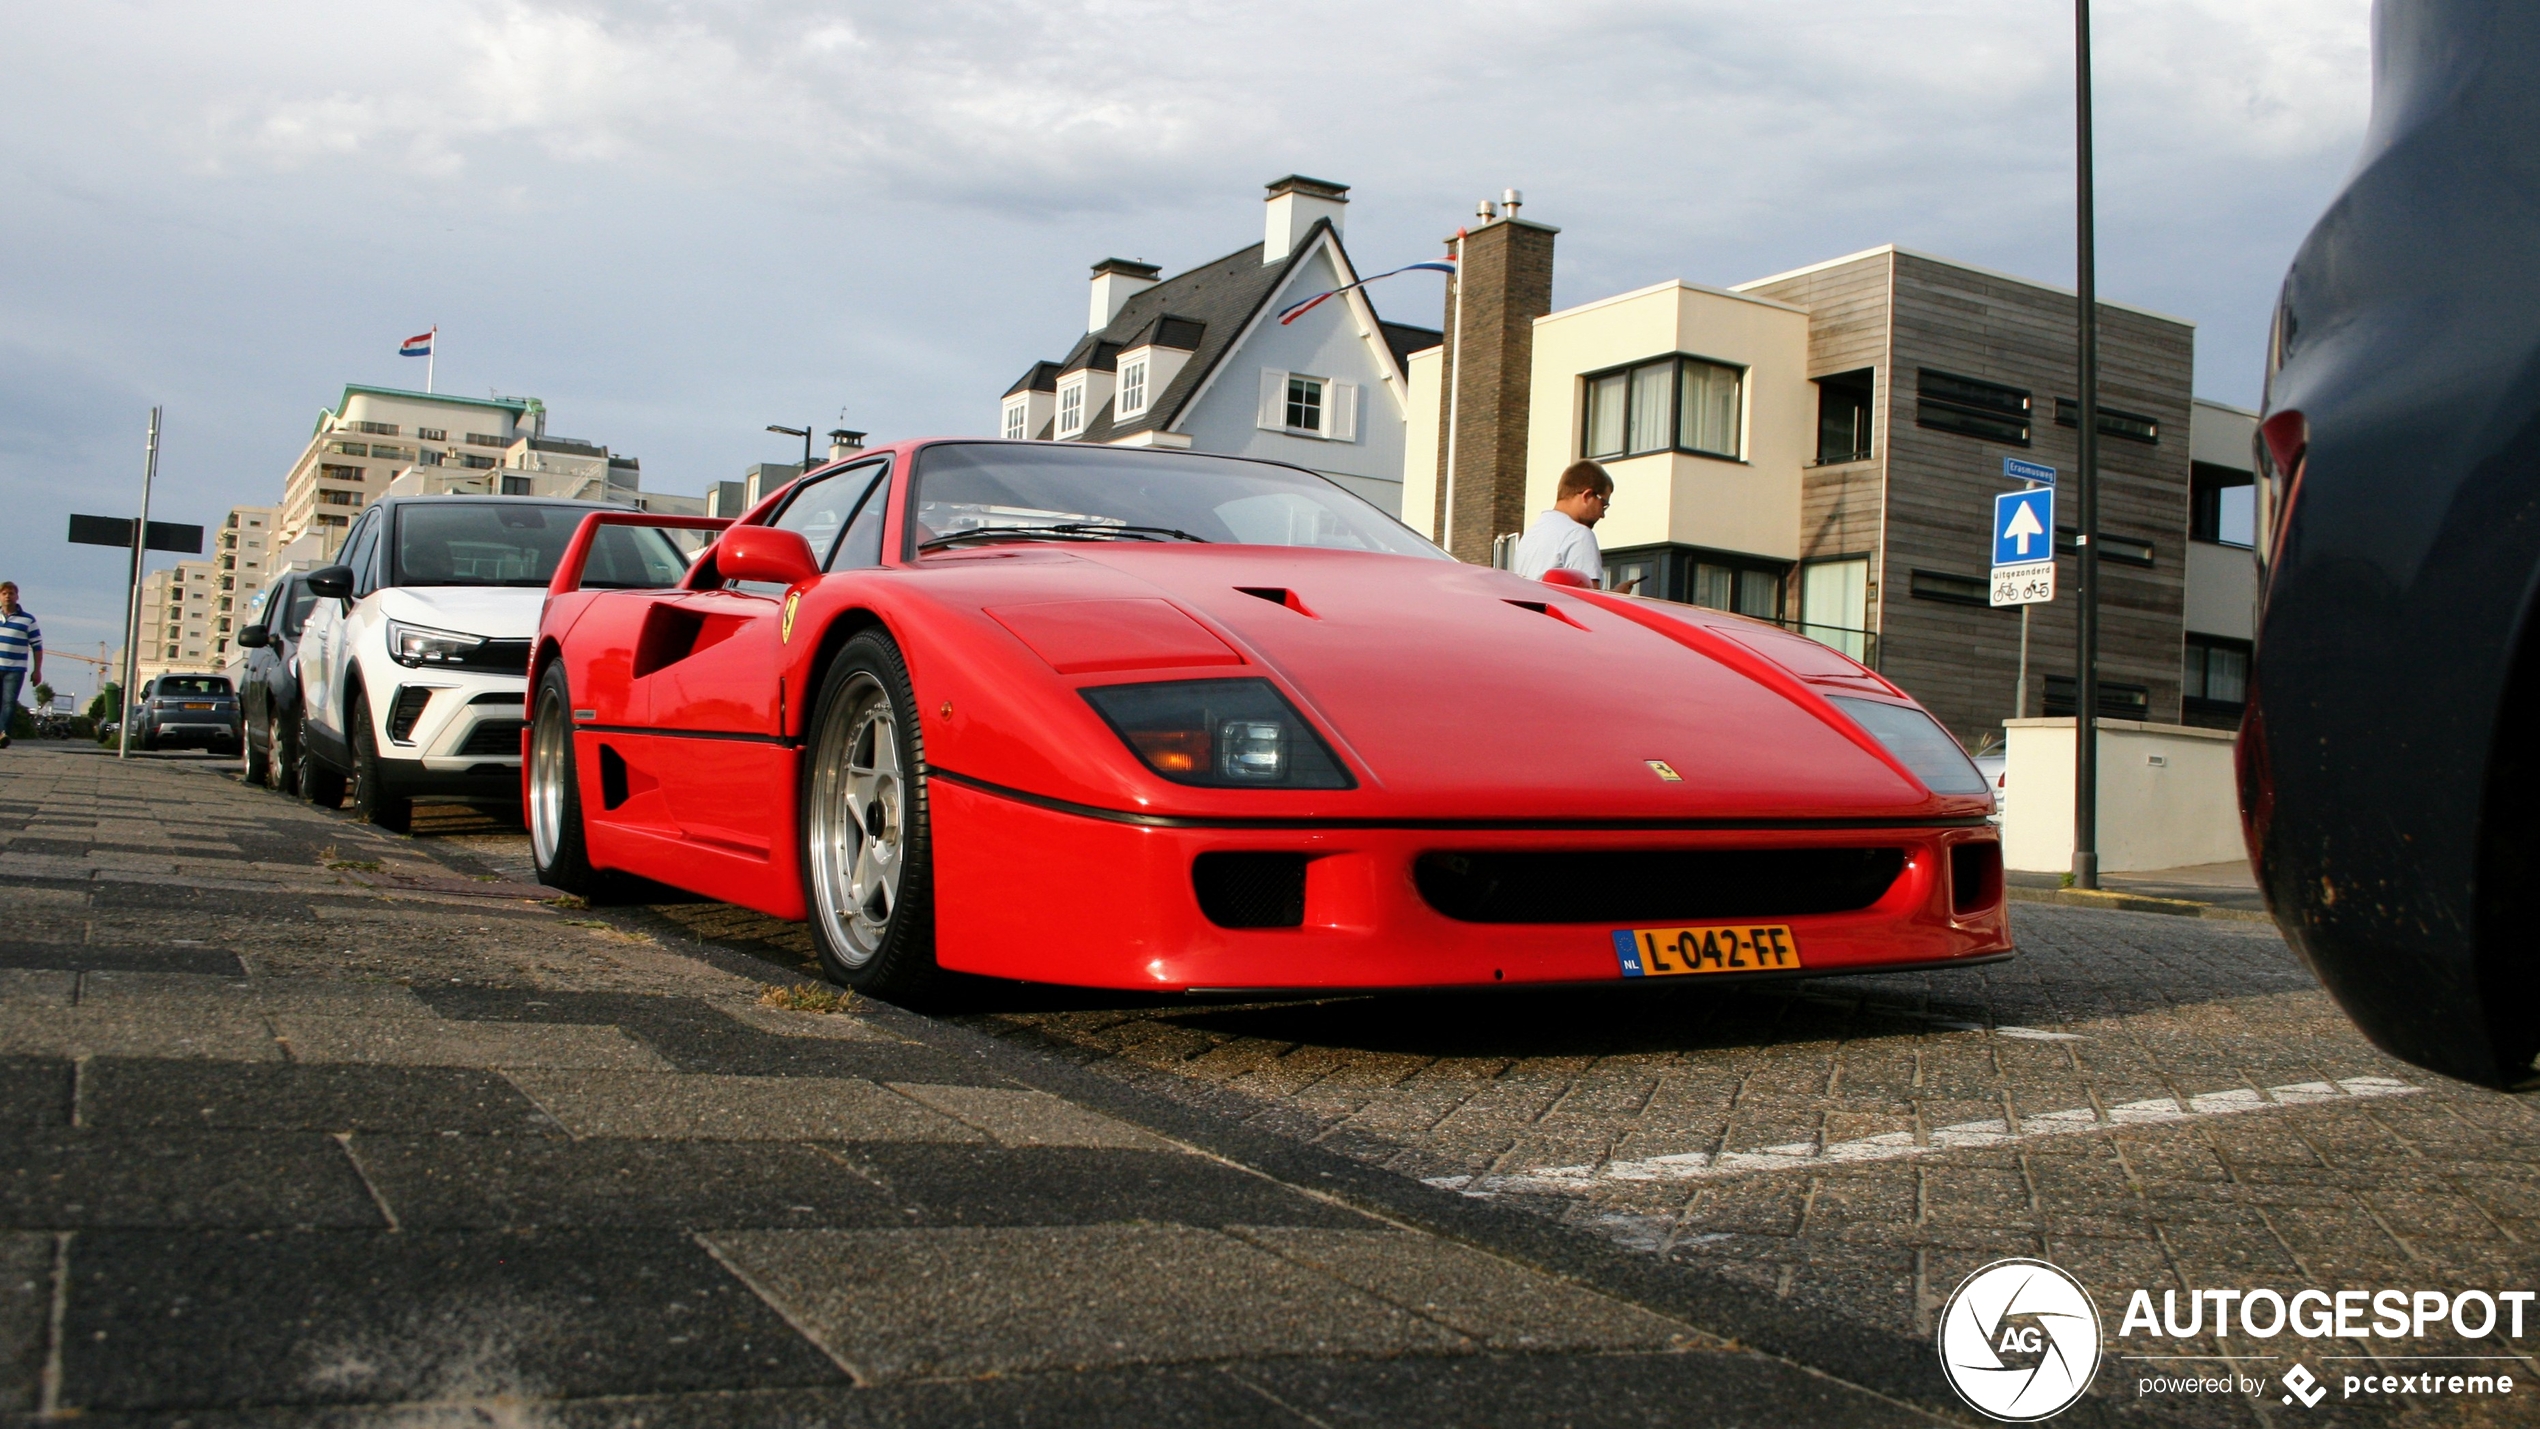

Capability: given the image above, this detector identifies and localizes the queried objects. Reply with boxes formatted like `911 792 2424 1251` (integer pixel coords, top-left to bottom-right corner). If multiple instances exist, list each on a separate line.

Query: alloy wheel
807 672 902 966
529 684 568 870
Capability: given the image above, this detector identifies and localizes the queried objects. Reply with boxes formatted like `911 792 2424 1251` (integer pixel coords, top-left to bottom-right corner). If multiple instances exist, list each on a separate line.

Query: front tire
802 631 937 996
528 662 612 898
241 720 268 784
299 708 345 808
266 709 301 796
348 691 412 833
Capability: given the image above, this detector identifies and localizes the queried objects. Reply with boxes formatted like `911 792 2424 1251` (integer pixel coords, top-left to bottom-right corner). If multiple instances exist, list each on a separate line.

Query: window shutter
1330 381 1358 442
1258 369 1289 431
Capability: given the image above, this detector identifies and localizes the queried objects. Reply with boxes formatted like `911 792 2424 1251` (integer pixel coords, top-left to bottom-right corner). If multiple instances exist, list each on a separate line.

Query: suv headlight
1827 696 1991 797
387 620 487 669
1081 678 1355 789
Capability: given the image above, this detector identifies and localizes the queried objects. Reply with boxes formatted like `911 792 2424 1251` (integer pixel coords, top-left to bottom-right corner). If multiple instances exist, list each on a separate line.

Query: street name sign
67 515 203 554
2003 458 2057 487
1993 488 2055 567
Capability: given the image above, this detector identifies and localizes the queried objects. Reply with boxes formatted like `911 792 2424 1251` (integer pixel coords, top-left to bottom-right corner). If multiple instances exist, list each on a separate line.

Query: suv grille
1414 848 1905 924
450 639 531 675
457 719 526 757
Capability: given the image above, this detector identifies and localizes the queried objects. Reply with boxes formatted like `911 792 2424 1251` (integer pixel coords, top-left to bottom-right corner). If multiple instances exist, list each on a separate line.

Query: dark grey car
133 675 240 754
234 574 317 793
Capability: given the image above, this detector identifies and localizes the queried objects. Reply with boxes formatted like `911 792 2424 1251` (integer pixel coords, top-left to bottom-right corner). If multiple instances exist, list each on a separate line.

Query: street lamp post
766 424 813 474
2072 0 2102 890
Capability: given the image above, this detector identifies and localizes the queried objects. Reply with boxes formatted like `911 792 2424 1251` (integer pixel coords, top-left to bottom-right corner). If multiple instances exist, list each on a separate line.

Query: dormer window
1118 358 1150 419
1004 399 1029 441
1056 378 1087 438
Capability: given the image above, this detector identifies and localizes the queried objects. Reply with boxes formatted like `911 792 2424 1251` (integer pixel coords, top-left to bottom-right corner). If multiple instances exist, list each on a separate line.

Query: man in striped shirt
0 583 40 750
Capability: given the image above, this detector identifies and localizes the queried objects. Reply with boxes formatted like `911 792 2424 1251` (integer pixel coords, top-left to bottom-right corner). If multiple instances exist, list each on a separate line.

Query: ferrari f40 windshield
909 444 1445 559
394 504 696 589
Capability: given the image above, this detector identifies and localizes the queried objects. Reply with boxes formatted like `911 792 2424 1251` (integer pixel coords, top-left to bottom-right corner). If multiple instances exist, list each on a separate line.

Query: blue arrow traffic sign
2003 458 2057 487
1994 488 2055 567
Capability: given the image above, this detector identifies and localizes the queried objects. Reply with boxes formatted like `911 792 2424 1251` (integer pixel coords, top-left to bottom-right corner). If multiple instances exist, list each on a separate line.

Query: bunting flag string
1277 258 1458 325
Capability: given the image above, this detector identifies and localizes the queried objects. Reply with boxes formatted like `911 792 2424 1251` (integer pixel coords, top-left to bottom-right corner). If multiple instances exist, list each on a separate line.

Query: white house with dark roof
1000 176 1441 516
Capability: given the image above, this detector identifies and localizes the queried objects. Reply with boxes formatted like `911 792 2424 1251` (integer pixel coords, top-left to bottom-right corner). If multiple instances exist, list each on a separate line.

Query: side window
344 513 383 597
828 472 894 570
771 461 886 567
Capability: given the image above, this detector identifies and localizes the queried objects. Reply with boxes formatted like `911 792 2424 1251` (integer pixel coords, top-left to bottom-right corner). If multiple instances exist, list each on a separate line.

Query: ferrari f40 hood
911 544 1976 825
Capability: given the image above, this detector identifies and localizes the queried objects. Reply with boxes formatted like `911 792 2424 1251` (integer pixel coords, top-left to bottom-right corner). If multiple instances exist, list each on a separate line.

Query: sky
0 0 2372 692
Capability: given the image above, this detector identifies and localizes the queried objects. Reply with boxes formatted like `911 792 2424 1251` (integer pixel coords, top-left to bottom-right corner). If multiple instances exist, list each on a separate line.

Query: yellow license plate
1612 925 1800 978
182 703 213 710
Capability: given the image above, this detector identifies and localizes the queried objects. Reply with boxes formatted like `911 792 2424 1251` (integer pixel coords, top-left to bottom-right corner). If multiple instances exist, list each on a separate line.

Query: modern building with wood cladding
1401 229 2240 750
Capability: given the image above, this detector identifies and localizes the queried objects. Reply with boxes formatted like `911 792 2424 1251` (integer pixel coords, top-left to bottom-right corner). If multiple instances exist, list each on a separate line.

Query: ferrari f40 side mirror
304 566 354 600
716 527 821 588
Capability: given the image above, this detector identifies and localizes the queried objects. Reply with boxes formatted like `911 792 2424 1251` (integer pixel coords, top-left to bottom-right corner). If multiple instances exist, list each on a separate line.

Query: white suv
294 497 692 831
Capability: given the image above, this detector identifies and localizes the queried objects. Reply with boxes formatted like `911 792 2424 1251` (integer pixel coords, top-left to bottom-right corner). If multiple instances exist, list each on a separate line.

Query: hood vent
1503 599 1588 631
1237 587 1317 617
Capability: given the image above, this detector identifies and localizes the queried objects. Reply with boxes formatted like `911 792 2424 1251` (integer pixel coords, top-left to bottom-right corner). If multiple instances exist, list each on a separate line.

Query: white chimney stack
1263 175 1348 263
1087 258 1161 333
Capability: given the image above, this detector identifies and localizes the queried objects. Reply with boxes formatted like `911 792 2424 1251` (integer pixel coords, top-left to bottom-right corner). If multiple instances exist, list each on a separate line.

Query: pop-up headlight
1081 679 1354 789
387 620 488 669
1827 696 1991 797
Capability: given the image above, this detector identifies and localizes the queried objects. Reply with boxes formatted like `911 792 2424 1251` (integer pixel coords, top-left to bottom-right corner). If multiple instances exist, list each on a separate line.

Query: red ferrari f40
525 440 2010 995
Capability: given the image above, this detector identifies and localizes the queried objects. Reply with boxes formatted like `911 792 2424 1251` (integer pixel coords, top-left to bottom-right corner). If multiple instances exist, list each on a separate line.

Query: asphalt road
6 743 2537 1427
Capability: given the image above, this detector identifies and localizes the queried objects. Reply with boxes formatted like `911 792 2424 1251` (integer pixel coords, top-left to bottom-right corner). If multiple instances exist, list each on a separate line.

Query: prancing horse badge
781 591 801 643
1646 759 1682 782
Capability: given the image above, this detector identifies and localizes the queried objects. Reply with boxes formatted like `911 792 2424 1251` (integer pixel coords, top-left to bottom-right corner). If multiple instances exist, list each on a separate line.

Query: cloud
0 0 2370 656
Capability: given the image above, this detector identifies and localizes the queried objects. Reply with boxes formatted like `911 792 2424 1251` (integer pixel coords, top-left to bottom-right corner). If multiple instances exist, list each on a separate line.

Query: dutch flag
399 330 433 357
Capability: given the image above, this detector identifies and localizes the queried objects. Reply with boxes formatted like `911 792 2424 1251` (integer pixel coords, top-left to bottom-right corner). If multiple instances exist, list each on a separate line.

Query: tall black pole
2072 0 2101 889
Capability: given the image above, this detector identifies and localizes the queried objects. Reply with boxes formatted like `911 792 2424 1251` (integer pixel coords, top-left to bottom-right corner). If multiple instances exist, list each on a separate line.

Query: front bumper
929 777 2012 992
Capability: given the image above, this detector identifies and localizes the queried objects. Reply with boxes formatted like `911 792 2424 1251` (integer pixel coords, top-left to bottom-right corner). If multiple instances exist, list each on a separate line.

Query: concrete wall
2001 717 2244 873
2185 540 2257 641
1521 281 1813 562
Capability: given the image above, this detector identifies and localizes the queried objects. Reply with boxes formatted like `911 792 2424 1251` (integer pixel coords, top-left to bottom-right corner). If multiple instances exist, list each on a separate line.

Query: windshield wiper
918 522 1210 552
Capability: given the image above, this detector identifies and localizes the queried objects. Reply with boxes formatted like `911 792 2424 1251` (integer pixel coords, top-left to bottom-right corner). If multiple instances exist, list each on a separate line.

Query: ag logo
1937 1258 2101 1421
781 591 800 643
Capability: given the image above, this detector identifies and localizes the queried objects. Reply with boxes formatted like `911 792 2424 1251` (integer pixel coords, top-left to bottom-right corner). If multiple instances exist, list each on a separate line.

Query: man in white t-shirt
1512 461 1635 592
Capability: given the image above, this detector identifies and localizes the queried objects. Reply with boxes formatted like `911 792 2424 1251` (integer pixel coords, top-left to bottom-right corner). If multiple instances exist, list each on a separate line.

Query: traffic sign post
1990 489 2058 730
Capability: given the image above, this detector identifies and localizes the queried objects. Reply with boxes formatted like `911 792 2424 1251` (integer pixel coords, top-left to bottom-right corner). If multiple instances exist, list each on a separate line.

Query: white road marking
1425 1077 2419 1197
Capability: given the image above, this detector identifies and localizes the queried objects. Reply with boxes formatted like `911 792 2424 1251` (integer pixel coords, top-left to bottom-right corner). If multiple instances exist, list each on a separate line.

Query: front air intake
387 686 434 744
1193 852 1307 928
1415 849 1905 924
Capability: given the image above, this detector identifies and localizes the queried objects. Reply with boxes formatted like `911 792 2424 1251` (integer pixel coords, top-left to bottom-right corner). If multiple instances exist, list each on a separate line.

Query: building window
1285 375 1325 434
316 513 348 529
1003 401 1029 441
1800 557 1872 664
318 488 360 506
501 475 534 495
418 449 444 466
1908 569 1992 607
2054 398 2161 444
1814 369 1875 464
327 441 368 457
1915 369 2032 446
1581 356 1745 461
459 454 497 470
2043 676 2152 720
2190 462 2256 546
320 464 364 482
1605 546 1785 616
1117 358 1149 419
416 427 445 441
2052 526 2156 567
2183 634 2251 728
352 420 398 436
465 432 508 446
1056 380 1086 438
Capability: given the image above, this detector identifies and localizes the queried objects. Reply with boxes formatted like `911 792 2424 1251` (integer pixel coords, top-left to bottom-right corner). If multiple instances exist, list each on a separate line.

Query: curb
2006 884 2274 924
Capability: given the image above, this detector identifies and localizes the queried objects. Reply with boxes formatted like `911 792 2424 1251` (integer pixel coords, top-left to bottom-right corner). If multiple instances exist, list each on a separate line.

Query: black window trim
767 456 893 569
2053 526 2156 568
2053 397 2161 444
1906 568 1995 608
1914 367 2033 447
1578 352 1750 464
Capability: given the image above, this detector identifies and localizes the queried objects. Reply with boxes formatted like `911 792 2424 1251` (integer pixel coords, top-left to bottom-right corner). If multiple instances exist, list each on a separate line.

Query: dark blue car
234 573 318 794
2246 0 2540 1088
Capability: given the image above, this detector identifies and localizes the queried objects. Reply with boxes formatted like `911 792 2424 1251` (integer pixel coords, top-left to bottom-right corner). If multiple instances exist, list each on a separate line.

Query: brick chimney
1433 206 1557 563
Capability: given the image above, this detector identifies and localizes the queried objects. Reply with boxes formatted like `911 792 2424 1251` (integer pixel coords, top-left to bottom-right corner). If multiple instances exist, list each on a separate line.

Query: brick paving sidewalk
0 747 1931 1427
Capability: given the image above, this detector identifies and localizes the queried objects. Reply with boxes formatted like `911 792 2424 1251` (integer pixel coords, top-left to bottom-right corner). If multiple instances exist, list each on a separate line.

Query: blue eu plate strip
1612 930 1646 978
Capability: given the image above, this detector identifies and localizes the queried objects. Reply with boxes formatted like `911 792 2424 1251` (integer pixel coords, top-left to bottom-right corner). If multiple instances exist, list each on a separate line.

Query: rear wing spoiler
548 512 732 597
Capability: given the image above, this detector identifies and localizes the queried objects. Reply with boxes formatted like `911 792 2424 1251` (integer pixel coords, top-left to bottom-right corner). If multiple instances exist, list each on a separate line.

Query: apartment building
135 560 220 685
208 505 278 668
276 386 541 560
1403 233 2247 749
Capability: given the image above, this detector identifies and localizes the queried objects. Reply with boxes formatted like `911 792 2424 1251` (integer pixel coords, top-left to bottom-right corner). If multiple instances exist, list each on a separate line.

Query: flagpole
427 326 436 394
